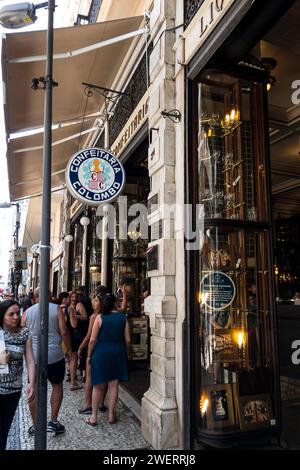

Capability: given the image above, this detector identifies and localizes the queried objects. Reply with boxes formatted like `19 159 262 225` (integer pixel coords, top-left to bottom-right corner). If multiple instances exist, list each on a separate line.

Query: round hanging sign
65 147 125 206
200 271 236 311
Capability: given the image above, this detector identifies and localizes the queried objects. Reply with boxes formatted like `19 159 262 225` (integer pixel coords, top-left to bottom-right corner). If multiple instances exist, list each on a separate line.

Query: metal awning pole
34 0 55 450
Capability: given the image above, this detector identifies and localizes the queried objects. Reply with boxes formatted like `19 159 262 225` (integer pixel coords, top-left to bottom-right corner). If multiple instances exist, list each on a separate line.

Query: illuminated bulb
230 109 236 121
225 114 230 124
237 330 246 349
267 82 272 92
201 398 209 416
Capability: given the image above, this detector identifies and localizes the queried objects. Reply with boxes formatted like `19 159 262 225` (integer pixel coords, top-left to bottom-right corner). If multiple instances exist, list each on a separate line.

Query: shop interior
262 0 300 448
261 1 300 304
110 137 151 402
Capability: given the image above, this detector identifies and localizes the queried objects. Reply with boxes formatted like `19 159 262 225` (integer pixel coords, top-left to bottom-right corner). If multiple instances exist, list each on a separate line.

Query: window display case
195 71 280 445
69 221 84 290
89 208 102 294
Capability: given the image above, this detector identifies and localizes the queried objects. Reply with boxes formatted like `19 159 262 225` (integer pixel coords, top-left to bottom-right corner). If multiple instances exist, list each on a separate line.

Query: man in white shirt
23 287 71 435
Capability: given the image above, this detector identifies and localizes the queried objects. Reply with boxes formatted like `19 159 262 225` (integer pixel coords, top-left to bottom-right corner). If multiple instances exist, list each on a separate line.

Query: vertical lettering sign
65 148 125 206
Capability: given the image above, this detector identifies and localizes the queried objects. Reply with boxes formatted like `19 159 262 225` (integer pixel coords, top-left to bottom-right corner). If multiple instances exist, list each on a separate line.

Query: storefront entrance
109 137 151 402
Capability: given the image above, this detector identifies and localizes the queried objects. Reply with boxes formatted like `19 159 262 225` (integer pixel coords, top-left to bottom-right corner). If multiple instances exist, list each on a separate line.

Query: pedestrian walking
22 290 34 312
58 291 71 381
76 286 93 379
76 285 93 318
77 286 108 414
4 292 15 301
23 288 72 435
18 294 25 310
0 300 35 450
67 291 87 390
87 286 130 426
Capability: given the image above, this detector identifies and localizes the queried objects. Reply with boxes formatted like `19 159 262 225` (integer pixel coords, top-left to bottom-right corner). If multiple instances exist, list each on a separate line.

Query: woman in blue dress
87 286 130 425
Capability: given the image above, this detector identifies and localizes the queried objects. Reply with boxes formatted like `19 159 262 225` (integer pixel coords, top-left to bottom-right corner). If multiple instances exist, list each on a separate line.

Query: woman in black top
67 291 87 390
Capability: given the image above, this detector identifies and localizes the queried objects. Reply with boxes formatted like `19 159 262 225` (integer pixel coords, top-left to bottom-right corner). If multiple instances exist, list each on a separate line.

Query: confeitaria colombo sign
65 147 125 206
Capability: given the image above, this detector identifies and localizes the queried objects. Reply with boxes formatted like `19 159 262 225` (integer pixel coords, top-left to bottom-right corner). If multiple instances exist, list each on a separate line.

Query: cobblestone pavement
7 377 150 451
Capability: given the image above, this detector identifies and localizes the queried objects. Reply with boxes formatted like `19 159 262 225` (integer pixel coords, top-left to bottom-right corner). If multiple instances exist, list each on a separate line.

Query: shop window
69 222 84 290
196 72 279 440
89 208 102 294
198 73 268 223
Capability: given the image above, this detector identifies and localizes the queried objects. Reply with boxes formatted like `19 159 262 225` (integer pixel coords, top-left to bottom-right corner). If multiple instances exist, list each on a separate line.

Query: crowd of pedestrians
0 283 130 449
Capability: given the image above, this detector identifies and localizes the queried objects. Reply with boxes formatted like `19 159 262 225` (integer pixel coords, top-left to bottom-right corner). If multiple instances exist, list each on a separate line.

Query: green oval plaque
200 271 236 311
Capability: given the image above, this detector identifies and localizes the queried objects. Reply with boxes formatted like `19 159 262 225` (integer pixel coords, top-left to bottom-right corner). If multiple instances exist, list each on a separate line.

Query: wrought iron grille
95 130 105 149
74 0 102 25
184 0 205 27
108 47 151 146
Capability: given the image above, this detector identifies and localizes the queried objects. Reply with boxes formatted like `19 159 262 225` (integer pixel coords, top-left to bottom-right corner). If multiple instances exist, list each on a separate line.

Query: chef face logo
66 148 125 206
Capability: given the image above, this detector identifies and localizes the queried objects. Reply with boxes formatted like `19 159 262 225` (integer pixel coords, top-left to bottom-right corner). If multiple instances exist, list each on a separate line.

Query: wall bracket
161 109 181 123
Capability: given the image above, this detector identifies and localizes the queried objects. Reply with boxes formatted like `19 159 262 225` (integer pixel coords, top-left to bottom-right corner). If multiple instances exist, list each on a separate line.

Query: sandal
78 406 92 414
86 418 98 427
70 384 83 391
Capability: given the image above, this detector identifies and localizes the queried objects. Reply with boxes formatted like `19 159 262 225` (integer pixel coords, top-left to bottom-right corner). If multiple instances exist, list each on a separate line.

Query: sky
0 0 79 289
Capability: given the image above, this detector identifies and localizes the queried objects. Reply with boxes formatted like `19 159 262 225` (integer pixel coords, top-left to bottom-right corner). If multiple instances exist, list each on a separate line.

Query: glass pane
89 209 102 294
198 75 259 222
198 226 277 433
70 222 84 290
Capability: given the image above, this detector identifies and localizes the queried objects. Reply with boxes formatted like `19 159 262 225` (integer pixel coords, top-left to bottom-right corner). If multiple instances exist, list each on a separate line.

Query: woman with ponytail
86 285 130 426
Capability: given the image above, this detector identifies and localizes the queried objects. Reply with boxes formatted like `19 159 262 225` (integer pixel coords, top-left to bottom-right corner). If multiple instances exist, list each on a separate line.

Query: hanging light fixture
261 57 277 92
266 75 276 92
80 215 90 226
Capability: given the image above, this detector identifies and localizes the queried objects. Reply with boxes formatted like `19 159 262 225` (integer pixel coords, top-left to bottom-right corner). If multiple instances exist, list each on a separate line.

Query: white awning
2 15 144 200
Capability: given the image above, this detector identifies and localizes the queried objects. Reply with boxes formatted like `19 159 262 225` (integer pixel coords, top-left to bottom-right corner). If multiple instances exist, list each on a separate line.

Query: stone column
142 0 179 450
81 224 88 286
